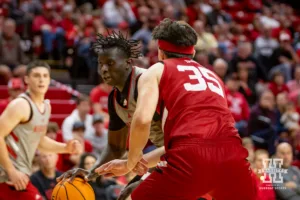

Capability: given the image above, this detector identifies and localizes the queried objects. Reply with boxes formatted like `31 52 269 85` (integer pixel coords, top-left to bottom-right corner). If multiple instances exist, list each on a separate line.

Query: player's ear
192 50 196 59
158 49 164 61
126 59 132 70
126 59 132 64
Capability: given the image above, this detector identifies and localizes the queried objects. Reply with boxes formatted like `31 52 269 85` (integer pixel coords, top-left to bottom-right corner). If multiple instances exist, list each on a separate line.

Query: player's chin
103 79 114 86
35 88 48 95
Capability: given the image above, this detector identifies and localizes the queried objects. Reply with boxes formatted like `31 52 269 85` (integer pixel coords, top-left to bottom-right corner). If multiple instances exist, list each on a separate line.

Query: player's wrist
62 143 69 153
6 166 17 175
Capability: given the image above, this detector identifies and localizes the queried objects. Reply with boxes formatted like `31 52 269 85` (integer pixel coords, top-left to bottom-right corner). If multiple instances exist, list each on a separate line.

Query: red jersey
90 84 111 113
268 82 289 97
225 89 250 122
158 58 239 148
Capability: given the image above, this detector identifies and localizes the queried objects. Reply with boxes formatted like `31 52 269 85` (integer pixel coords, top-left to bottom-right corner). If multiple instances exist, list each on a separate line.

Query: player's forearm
38 136 67 153
143 146 165 168
127 118 151 170
90 144 126 174
0 137 16 173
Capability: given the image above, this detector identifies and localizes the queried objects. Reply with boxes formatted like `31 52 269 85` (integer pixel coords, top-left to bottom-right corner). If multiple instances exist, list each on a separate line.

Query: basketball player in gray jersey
0 61 82 200
58 32 167 199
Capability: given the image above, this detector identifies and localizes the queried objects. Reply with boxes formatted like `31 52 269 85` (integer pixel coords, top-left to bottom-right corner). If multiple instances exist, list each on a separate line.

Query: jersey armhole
134 74 143 101
19 97 33 124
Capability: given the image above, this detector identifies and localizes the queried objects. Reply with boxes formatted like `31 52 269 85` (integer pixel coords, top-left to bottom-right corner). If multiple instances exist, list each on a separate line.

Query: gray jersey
114 67 164 147
0 93 50 182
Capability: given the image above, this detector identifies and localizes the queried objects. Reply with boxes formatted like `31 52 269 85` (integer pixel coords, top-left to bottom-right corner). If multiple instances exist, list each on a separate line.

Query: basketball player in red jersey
96 19 258 200
0 61 82 200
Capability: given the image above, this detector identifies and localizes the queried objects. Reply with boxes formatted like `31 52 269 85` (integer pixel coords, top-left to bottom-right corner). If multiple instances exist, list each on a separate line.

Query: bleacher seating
0 86 75 126
0 86 72 100
50 100 76 115
50 114 69 127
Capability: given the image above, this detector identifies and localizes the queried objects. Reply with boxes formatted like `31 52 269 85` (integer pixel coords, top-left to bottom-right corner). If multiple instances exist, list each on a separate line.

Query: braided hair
92 30 142 59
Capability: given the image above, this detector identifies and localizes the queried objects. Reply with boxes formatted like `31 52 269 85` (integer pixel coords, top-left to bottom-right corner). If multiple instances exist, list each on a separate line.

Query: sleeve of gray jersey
149 120 164 148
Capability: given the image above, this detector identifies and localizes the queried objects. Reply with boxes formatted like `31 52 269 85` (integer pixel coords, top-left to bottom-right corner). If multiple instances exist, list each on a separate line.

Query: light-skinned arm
0 98 31 190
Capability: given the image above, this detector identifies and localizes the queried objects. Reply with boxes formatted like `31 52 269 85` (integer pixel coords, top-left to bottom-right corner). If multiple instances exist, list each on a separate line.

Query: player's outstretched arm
127 63 164 170
139 146 165 169
0 99 31 190
38 136 82 154
88 126 129 177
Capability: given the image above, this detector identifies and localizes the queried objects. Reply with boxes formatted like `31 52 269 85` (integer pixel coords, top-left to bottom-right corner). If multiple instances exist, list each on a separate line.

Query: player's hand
118 180 143 200
132 158 148 176
56 168 91 183
95 159 130 177
6 169 29 191
65 139 82 155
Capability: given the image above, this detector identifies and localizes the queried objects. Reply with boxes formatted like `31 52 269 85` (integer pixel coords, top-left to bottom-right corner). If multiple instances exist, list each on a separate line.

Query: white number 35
177 65 224 98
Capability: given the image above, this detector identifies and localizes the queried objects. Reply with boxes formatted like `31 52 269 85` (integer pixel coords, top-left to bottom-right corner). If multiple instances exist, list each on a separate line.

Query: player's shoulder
143 62 164 75
139 62 164 84
8 97 31 110
3 97 31 119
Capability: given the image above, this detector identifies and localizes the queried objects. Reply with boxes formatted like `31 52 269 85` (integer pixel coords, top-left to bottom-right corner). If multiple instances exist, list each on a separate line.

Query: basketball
51 177 95 200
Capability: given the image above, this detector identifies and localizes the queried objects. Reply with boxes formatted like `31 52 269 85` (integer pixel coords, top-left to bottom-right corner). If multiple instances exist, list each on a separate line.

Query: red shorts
0 182 42 200
132 138 258 200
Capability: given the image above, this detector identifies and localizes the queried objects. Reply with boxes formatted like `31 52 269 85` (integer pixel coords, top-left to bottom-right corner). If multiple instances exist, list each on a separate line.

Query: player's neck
115 69 132 92
41 168 56 179
27 90 44 104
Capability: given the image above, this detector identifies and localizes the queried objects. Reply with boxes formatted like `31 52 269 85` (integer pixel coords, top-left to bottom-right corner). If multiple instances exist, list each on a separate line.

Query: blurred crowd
1 0 300 199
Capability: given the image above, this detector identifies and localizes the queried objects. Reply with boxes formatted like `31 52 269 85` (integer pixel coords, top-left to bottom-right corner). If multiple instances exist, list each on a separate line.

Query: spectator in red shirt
60 5 76 48
225 74 250 137
0 78 25 113
32 2 64 58
268 71 289 97
90 83 112 123
288 65 300 104
245 0 262 12
186 0 206 26
238 67 257 106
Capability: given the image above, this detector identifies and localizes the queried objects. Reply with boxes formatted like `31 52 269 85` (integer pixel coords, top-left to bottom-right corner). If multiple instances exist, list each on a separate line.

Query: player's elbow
134 114 152 127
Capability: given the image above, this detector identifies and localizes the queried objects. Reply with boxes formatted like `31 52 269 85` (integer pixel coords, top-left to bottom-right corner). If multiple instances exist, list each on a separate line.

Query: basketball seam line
55 183 62 200
69 182 86 200
62 184 69 200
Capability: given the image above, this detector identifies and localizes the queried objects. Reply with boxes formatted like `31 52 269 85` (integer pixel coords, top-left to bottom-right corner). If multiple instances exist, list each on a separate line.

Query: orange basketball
52 177 95 200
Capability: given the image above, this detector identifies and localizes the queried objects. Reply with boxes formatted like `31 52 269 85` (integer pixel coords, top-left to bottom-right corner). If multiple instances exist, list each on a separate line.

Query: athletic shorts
131 137 258 200
0 182 43 200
